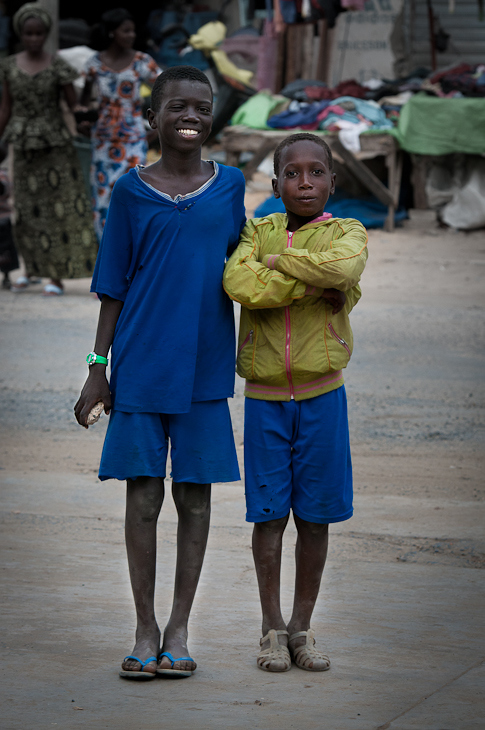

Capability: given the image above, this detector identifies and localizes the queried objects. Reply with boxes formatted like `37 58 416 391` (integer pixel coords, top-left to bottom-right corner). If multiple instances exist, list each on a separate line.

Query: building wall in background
328 0 485 85
328 0 402 85
404 0 485 72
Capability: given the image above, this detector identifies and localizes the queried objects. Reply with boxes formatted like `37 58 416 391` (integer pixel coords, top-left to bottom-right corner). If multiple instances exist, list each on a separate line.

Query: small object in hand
87 401 104 426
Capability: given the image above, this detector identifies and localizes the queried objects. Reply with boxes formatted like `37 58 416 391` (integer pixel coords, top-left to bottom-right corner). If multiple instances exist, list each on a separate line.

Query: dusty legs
252 514 329 667
121 477 211 675
158 481 211 673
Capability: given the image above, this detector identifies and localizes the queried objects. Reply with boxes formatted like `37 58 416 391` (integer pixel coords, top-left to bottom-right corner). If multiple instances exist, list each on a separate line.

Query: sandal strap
260 629 289 646
123 655 158 669
289 630 312 642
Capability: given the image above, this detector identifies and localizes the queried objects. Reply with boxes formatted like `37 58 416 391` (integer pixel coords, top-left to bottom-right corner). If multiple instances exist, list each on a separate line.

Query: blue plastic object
253 189 408 229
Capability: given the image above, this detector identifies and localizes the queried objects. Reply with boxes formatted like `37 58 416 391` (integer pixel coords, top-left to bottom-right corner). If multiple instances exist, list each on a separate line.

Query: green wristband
86 352 108 366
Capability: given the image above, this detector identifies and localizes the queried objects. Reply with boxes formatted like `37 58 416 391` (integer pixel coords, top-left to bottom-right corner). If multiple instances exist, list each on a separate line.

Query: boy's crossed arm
223 226 311 310
224 223 346 313
261 219 368 293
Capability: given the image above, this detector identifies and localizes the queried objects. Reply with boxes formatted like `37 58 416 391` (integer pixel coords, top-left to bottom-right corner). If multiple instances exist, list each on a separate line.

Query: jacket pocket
328 323 352 357
237 329 253 357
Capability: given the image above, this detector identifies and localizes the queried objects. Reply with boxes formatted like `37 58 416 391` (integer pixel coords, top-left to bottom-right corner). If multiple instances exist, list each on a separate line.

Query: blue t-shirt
91 163 246 414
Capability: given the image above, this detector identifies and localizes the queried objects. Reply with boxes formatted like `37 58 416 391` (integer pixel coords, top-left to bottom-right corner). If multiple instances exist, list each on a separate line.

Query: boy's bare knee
254 514 289 535
295 515 329 537
127 477 164 522
173 482 211 517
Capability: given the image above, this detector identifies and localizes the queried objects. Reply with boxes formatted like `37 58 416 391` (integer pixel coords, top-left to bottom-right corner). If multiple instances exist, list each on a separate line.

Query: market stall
221 126 403 231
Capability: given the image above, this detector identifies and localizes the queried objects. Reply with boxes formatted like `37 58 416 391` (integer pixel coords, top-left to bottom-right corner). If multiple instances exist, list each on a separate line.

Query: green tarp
392 93 485 156
230 92 286 130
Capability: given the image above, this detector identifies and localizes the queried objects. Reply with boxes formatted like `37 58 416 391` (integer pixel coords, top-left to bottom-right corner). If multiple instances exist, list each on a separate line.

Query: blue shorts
99 399 240 484
244 387 353 524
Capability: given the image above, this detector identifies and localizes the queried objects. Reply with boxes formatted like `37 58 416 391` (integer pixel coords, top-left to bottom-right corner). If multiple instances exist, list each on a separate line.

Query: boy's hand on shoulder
322 288 346 314
74 367 112 429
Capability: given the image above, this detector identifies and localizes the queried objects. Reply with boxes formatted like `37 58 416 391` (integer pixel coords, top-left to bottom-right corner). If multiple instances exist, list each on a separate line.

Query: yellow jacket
223 213 368 401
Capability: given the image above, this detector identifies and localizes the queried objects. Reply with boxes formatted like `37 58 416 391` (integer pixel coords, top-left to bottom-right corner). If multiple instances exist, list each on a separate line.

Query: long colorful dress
83 51 161 241
0 55 98 280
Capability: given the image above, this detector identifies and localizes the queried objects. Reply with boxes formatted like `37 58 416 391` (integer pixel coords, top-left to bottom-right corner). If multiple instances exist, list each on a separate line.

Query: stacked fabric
267 96 392 131
231 63 485 131
265 96 392 152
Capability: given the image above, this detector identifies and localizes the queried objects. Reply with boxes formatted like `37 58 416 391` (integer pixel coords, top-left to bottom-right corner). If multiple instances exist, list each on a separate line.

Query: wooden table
220 126 403 232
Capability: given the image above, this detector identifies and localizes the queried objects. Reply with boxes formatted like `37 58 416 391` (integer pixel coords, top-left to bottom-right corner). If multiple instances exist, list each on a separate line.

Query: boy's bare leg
286 516 329 657
122 476 165 674
252 515 290 649
158 481 211 673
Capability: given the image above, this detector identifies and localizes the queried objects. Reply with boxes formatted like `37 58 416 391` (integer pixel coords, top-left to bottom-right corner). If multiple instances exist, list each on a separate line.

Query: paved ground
1 209 484 729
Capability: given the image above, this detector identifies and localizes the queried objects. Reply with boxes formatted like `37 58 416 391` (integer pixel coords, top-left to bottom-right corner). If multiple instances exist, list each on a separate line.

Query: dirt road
1 210 484 729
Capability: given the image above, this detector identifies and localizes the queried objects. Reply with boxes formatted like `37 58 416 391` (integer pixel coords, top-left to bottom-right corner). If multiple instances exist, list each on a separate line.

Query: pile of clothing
231 63 485 135
266 95 392 152
231 88 393 152
268 96 391 129
427 63 485 97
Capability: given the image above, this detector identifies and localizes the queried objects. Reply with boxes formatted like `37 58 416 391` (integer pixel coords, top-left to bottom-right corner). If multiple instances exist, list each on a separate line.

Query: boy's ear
272 177 280 199
147 109 157 130
330 172 336 195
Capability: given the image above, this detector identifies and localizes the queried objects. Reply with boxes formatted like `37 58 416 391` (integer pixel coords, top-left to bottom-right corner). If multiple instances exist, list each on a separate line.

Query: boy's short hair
274 133 334 177
151 66 213 112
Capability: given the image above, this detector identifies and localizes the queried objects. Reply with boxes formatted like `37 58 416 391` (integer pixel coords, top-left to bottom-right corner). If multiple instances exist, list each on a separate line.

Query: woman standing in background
0 3 97 295
81 8 161 242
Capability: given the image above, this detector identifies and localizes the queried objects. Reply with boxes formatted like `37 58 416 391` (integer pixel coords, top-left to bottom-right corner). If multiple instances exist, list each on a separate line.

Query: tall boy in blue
74 66 246 679
224 133 368 673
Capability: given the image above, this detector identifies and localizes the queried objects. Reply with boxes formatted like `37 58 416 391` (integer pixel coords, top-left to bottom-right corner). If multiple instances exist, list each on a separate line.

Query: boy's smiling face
147 80 213 152
272 140 336 229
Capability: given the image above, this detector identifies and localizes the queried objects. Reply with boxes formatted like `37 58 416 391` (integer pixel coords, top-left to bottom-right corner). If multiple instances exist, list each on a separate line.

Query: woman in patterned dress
80 9 161 242
0 3 98 295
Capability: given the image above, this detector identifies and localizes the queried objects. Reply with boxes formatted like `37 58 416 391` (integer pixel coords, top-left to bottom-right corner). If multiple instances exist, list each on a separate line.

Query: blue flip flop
157 651 195 677
119 654 158 680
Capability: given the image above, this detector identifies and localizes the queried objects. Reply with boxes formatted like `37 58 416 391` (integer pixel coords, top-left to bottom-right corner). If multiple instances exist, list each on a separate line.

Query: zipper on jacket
328 323 351 356
285 230 295 399
237 329 253 356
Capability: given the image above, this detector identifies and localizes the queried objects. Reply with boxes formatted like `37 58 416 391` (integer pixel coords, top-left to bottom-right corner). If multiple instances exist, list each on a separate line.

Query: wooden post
285 25 299 84
410 154 430 209
301 23 314 79
274 28 286 93
315 19 328 82
332 140 395 208
426 0 437 72
384 149 403 232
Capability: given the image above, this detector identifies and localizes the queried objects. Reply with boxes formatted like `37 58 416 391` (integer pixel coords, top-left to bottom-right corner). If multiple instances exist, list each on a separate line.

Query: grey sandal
257 629 291 672
289 629 330 671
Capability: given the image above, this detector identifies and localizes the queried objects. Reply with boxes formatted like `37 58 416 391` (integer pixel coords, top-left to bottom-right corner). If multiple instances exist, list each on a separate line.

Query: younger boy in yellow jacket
223 132 368 674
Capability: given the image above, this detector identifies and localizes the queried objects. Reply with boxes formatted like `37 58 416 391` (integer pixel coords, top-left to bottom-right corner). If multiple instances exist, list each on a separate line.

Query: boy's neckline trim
284 211 333 231
135 161 219 203
311 213 333 223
